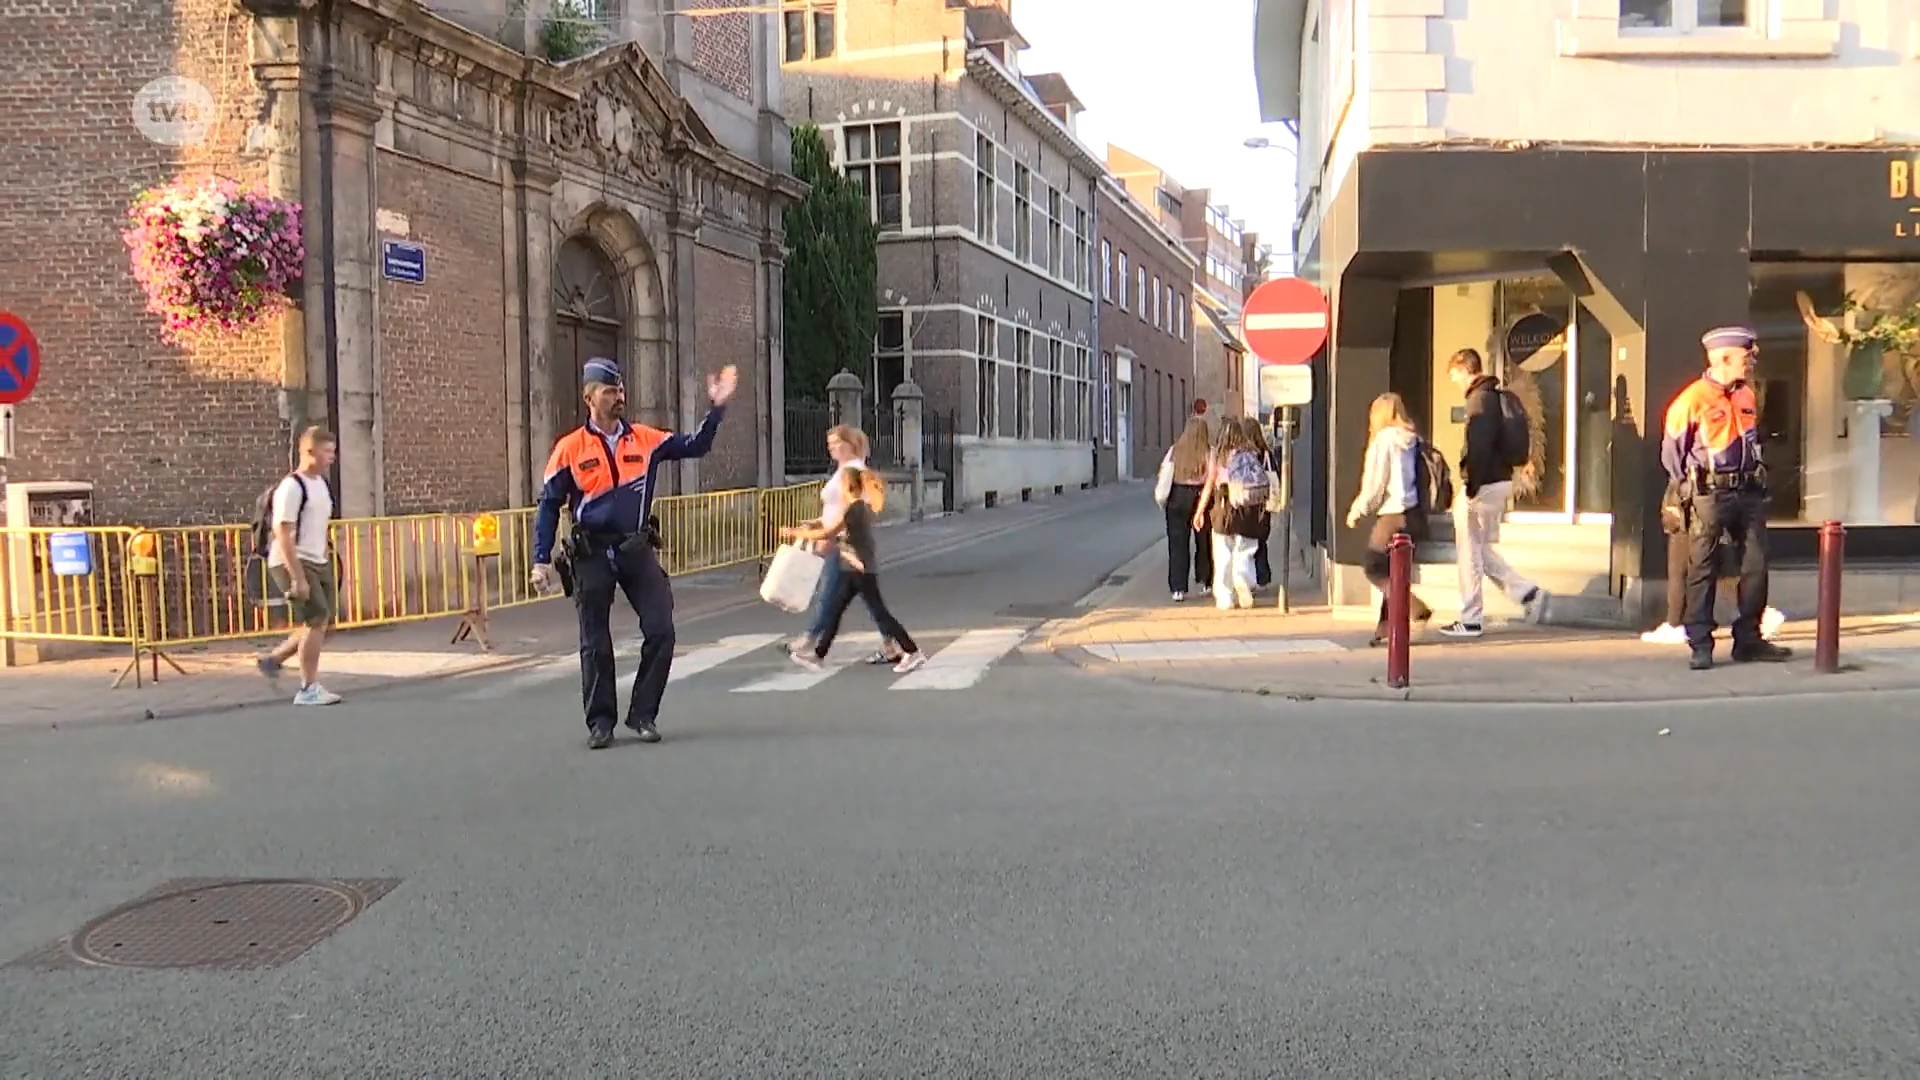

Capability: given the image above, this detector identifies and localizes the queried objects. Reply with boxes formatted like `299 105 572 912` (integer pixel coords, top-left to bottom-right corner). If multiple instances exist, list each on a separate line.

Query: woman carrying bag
780 466 926 674
1191 422 1268 610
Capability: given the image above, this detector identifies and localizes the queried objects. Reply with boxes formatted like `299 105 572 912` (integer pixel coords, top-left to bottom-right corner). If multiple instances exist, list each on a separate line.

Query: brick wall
375 152 508 515
687 0 754 103
1096 184 1198 479
692 245 758 489
0 0 288 526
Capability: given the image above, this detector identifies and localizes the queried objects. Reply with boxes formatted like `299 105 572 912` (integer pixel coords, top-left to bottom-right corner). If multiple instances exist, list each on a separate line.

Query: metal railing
0 482 821 685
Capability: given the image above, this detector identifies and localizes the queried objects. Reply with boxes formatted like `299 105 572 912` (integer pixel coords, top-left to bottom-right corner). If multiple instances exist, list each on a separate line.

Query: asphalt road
4 488 1920 1078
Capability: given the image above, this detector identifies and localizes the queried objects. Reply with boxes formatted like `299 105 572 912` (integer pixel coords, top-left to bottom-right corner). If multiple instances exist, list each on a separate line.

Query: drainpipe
316 0 343 497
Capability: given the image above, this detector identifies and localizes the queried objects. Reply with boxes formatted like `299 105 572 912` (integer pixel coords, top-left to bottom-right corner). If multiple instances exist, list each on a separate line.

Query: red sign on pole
0 312 41 406
1242 277 1329 366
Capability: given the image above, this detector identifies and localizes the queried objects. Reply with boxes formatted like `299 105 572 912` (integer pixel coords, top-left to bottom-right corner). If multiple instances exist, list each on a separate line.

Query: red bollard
1386 531 1413 689
1815 519 1845 674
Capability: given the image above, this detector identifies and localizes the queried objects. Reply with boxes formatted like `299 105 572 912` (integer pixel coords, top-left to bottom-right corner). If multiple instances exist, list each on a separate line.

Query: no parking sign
0 312 41 406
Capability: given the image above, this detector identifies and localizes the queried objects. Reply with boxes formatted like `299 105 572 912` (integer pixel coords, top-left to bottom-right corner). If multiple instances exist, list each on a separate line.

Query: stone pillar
248 16 309 466
752 239 774 488
667 194 702 496
318 80 385 519
510 150 562 507
892 379 926 522
826 369 864 431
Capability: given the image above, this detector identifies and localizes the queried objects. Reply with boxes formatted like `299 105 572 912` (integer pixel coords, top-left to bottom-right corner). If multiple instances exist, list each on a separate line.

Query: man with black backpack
1437 348 1546 638
252 425 342 705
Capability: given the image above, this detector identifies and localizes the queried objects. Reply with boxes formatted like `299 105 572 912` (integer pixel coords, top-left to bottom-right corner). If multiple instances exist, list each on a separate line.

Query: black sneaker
1689 648 1714 671
1437 621 1483 639
1732 641 1793 663
629 722 662 743
588 725 615 750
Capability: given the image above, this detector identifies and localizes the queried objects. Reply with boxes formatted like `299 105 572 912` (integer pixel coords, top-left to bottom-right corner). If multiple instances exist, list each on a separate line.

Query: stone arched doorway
552 236 625 429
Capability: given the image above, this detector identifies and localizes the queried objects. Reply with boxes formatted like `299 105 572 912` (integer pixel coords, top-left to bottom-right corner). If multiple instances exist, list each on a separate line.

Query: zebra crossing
457 626 1034 700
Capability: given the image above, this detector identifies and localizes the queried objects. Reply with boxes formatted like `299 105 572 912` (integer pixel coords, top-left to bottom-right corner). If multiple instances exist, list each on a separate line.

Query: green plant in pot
1797 290 1920 401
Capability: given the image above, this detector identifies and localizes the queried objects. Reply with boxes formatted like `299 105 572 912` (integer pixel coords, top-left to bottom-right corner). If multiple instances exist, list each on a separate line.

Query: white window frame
873 309 906 399
1117 251 1130 311
1618 0 1756 33
1075 208 1091 293
976 314 1000 438
1099 351 1114 446
1046 338 1064 439
974 133 997 242
1015 328 1034 439
1099 238 1112 301
1013 165 1033 262
781 3 837 62
843 122 903 229
1046 187 1064 279
1136 267 1147 321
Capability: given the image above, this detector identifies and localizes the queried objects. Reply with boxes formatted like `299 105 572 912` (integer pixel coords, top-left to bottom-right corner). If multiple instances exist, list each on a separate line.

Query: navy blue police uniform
533 357 725 744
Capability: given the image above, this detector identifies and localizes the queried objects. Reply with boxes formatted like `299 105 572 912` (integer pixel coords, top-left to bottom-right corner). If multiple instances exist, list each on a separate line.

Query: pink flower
122 178 306 344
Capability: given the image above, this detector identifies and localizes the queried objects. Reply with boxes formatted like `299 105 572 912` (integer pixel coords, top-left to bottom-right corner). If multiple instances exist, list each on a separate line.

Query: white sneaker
1761 607 1786 640
1641 623 1688 645
1233 587 1255 609
293 684 342 706
1171 591 1187 603
789 651 824 673
892 652 927 674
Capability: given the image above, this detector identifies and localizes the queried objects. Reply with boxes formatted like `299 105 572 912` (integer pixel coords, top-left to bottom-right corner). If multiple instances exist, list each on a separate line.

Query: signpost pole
1273 406 1299 614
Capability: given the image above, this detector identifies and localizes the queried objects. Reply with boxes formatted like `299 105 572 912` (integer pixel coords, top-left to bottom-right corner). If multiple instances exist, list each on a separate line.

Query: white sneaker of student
1640 623 1687 645
1761 607 1786 640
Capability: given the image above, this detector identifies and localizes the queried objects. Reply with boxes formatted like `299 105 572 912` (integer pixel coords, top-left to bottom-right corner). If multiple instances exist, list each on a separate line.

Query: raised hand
707 365 739 405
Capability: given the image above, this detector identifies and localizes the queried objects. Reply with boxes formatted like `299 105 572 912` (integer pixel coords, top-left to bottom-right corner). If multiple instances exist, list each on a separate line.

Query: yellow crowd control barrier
0 483 821 687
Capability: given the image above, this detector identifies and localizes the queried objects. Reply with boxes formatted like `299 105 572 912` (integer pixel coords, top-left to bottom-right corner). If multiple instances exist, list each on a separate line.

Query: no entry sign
0 312 40 405
1242 277 1328 366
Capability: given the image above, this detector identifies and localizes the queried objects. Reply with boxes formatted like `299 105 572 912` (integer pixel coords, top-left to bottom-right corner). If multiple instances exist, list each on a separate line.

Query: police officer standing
1660 326 1793 671
531 357 738 748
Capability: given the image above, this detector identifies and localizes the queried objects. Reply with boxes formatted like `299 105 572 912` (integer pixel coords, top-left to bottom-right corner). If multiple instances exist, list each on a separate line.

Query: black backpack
1495 389 1532 469
249 473 309 556
1413 439 1454 530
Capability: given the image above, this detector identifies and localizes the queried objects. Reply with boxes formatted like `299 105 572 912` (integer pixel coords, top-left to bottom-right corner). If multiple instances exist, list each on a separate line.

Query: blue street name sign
381 240 427 285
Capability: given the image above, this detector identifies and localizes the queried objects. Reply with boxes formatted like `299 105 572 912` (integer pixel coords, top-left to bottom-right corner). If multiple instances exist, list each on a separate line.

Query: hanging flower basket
123 178 304 343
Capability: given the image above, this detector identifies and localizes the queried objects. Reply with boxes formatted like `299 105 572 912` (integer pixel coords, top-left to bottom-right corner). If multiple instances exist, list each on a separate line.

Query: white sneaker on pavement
1641 623 1687 644
293 684 342 706
1761 607 1786 640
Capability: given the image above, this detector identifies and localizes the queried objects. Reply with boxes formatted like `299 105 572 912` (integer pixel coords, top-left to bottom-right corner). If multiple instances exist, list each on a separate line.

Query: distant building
779 0 1107 507
1094 177 1201 481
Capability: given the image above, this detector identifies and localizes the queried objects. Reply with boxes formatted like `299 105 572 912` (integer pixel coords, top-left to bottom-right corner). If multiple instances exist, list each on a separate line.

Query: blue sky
1011 0 1299 265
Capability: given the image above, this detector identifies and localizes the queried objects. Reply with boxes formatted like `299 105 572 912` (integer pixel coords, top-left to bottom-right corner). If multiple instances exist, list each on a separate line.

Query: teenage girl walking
1346 392 1435 646
1153 417 1216 601
779 465 927 673
1190 420 1267 610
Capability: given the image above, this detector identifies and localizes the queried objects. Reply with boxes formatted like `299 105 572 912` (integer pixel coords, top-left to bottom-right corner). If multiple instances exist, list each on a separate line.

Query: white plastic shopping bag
760 542 826 613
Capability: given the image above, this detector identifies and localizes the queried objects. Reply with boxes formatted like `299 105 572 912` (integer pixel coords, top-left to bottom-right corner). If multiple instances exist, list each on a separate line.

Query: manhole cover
10 878 399 972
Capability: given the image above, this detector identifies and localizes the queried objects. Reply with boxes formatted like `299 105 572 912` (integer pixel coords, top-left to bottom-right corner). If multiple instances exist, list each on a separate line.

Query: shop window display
1750 262 1920 525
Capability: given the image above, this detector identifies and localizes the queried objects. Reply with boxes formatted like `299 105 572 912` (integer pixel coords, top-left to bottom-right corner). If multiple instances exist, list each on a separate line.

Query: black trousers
1664 527 1752 626
573 541 675 732
814 568 917 658
1163 483 1212 593
1362 513 1431 631
1685 490 1769 651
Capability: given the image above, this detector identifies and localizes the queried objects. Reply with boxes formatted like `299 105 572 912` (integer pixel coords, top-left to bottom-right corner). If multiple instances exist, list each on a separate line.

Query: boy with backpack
252 426 343 706
1437 348 1546 638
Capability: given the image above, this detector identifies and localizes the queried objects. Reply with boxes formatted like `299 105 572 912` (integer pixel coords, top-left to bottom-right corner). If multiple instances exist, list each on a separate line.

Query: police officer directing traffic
1659 326 1793 671
531 357 738 749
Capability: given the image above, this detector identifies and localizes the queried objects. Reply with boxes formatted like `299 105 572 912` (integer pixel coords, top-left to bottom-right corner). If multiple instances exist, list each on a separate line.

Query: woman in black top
779 466 926 674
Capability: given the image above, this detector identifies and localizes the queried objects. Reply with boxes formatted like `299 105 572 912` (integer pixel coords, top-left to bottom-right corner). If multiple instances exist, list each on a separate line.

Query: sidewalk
1046 545 1920 704
0 485 1131 729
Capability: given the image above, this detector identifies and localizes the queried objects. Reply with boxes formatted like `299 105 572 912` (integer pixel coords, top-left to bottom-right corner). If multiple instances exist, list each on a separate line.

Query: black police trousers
1685 489 1769 652
573 541 675 732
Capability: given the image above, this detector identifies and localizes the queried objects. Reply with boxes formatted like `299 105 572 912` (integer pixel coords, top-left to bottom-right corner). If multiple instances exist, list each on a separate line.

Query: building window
1099 351 1114 445
1046 188 1063 279
1164 284 1175 335
1151 275 1161 328
976 314 1000 438
1100 239 1113 301
844 122 903 229
1014 329 1034 438
1176 294 1186 340
783 3 836 62
1620 0 1749 31
1749 261 1920 527
874 310 905 399
1047 338 1064 439
974 133 996 243
1117 251 1129 310
1156 188 1181 218
1074 347 1091 442
1075 208 1090 293
1013 165 1032 262
1136 267 1147 321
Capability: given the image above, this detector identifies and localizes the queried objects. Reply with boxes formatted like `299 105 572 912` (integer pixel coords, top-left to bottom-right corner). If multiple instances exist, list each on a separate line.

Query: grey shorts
269 560 337 627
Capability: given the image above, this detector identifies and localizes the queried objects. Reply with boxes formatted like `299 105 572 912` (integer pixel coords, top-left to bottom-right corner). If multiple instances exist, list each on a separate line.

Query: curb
1042 639 1920 705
